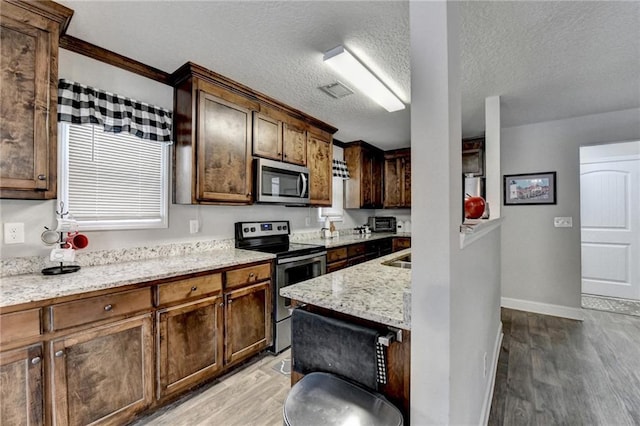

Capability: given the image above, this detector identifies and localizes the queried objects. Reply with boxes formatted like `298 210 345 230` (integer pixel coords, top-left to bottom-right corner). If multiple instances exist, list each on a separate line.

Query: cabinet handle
247 192 252 197
191 286 198 292
104 304 113 311
249 272 255 277
219 302 224 307
31 357 41 365
38 174 46 180
228 299 233 304
55 350 64 358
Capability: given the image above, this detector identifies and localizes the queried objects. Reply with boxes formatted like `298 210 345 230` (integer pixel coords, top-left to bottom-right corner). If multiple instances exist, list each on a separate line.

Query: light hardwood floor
490 307 640 425
133 350 291 426
134 307 640 425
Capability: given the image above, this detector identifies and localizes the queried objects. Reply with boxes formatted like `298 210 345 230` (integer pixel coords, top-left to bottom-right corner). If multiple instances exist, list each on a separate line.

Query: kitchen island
280 249 412 416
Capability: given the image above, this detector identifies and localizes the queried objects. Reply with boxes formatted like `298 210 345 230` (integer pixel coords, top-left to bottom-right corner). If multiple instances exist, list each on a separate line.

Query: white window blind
59 123 168 230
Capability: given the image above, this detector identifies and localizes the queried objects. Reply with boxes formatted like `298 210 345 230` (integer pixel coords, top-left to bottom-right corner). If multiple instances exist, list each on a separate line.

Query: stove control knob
250 227 256 232
243 227 249 233
283 225 287 231
277 226 282 230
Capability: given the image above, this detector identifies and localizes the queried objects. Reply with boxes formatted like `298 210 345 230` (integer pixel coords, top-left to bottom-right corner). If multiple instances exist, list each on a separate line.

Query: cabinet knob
55 350 64 358
219 302 224 307
228 299 233 304
249 272 255 277
31 357 41 365
191 286 198 292
38 174 46 180
247 192 252 197
104 304 113 311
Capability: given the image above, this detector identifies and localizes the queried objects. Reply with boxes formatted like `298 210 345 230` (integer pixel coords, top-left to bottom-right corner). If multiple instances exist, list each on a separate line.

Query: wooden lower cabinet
156 296 224 399
50 315 153 426
224 281 271 365
0 344 44 426
393 237 411 252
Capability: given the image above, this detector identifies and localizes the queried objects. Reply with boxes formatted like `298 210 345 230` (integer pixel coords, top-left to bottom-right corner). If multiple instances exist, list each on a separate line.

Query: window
59 123 169 230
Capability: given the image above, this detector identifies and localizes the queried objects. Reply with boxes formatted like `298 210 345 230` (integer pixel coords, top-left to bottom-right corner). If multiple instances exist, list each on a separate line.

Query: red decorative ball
465 196 486 219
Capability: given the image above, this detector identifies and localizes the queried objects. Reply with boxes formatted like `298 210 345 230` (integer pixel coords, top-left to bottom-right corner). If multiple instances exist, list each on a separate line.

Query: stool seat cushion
283 372 403 426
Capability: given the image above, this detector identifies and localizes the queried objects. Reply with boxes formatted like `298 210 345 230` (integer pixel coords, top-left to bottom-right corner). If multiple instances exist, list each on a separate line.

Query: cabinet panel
306 130 333 206
252 111 282 161
345 142 384 209
0 308 41 345
0 344 43 426
327 247 347 263
197 91 252 203
157 274 222 306
224 281 271 365
225 262 271 289
157 296 224 399
384 149 411 208
51 288 152 331
393 238 411 252
282 123 307 165
51 315 153 426
0 1 71 199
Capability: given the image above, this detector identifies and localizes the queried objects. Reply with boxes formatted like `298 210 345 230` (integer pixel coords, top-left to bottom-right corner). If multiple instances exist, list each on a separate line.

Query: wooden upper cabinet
306 129 333 206
344 141 384 209
197 91 253 204
0 344 44 426
282 122 307 165
0 0 73 199
384 148 411 208
252 111 282 161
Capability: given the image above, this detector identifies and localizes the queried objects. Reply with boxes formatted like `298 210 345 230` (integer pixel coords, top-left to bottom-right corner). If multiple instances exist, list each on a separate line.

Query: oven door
276 252 326 322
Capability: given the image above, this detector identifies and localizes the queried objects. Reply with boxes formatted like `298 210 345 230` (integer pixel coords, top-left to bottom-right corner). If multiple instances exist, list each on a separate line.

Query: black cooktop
235 221 325 259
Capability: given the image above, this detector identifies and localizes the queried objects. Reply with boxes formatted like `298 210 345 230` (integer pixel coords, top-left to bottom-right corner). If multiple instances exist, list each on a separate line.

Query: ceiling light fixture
323 45 405 113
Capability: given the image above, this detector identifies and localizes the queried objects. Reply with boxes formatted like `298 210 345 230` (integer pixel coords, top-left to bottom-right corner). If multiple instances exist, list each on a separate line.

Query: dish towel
291 308 381 390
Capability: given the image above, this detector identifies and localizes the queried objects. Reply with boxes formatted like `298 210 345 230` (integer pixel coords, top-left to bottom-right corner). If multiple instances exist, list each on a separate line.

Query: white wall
0 51 367 259
501 108 640 310
410 2 502 424
581 140 640 162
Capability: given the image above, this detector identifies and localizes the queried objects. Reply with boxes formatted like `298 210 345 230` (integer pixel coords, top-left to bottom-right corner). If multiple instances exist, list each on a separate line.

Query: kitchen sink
382 253 412 269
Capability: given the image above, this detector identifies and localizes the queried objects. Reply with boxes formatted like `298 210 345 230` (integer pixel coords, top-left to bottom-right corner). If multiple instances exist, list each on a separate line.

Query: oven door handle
277 252 327 265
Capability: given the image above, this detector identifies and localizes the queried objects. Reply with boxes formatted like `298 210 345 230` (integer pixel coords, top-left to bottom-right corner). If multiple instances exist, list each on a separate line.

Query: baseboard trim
501 297 584 321
480 322 503 426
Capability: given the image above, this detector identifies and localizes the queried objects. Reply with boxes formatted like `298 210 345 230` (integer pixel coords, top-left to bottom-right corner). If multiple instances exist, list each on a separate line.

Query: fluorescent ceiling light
323 45 405 113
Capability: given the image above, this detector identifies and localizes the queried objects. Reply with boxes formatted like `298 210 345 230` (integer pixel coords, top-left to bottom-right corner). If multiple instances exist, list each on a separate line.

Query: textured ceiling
58 1 639 149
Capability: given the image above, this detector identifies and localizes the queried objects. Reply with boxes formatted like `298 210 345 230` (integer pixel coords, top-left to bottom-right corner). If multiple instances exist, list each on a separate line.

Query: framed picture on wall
503 172 557 205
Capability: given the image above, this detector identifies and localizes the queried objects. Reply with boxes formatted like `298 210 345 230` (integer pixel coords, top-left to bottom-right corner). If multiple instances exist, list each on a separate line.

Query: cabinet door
282 123 307 165
224 281 271 365
372 153 384 208
306 130 333 206
0 344 44 426
402 155 411 207
252 112 282 161
156 296 224 399
384 158 401 208
0 8 55 198
50 315 153 426
197 91 252 203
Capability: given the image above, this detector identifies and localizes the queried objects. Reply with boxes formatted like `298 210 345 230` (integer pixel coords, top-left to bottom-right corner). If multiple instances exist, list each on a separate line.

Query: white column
485 96 501 218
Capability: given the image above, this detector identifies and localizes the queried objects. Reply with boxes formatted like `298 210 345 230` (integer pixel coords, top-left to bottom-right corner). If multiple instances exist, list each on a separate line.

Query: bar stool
282 309 404 426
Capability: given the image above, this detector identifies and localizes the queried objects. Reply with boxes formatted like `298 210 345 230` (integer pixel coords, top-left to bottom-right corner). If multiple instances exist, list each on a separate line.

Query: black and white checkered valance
332 159 350 179
57 79 172 143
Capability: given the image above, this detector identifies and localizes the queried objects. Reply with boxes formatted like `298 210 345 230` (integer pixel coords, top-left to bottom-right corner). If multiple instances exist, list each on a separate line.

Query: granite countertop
0 249 275 309
280 249 411 330
303 232 411 249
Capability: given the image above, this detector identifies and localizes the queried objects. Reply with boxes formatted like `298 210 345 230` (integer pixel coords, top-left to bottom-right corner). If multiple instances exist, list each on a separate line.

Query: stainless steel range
235 221 326 353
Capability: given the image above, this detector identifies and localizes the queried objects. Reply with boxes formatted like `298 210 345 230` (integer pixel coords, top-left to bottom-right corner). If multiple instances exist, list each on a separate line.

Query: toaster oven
367 216 397 233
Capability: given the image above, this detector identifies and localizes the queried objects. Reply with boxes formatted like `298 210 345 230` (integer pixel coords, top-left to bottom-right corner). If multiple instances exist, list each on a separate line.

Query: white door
581 156 640 300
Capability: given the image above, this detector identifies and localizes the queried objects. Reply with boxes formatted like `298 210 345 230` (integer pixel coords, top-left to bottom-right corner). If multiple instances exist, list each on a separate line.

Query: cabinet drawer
51 288 152 331
393 238 411 251
327 260 348 273
157 274 222 306
0 309 41 345
225 263 271 289
347 243 366 258
327 248 347 263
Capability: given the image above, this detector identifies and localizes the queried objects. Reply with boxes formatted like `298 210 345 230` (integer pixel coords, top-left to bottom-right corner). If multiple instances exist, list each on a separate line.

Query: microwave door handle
300 173 307 197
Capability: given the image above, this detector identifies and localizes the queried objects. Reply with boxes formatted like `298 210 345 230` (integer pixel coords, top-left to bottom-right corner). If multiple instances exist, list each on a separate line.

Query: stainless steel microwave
255 158 310 204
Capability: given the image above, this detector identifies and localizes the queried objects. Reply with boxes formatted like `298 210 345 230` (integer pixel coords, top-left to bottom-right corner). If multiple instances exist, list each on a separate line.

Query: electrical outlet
189 219 199 234
554 217 573 228
4 222 25 244
483 352 488 378
305 217 311 226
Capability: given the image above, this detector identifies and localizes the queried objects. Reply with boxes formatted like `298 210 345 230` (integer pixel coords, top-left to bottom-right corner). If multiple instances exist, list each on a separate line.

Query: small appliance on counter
367 216 397 233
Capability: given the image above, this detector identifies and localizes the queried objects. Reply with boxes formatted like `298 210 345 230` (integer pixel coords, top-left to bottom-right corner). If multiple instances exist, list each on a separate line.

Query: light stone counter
280 249 411 329
0 249 275 309
299 232 411 249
